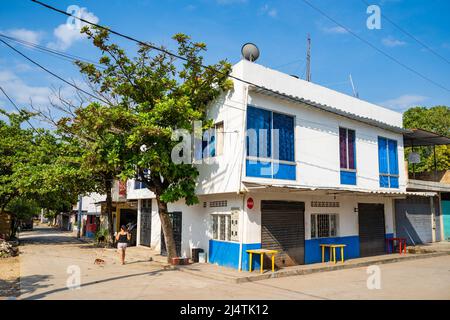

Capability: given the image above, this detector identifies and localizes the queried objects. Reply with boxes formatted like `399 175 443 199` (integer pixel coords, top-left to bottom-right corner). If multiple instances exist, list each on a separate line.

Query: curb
234 251 450 284
176 251 450 284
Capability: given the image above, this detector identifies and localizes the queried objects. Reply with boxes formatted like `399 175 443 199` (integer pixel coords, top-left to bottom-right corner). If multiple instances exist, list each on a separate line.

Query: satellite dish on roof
241 43 260 62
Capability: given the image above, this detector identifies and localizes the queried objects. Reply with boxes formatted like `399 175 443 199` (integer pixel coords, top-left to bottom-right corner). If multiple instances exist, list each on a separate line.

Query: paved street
12 226 450 300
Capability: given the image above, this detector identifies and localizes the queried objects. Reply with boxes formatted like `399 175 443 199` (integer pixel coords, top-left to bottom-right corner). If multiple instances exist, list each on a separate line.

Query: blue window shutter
273 113 294 162
210 133 216 157
247 106 271 158
273 163 296 180
378 137 388 174
388 139 398 175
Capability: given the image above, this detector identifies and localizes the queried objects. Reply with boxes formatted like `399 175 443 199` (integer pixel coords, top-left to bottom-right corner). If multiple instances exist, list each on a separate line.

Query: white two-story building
126 59 423 271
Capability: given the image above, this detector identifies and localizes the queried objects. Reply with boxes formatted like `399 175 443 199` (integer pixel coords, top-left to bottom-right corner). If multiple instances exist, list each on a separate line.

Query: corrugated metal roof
249 86 410 134
242 181 436 197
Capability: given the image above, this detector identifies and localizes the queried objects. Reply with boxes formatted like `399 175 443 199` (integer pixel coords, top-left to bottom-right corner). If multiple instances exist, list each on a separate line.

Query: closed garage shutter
261 201 305 267
395 196 432 245
358 203 385 257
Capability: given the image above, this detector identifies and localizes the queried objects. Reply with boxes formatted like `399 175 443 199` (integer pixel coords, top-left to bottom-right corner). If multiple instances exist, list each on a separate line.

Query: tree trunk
105 178 115 247
157 196 177 262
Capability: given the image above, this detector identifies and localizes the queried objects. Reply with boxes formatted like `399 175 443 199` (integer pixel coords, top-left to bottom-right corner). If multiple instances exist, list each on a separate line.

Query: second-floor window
378 137 399 188
202 122 224 158
246 106 296 180
339 127 356 185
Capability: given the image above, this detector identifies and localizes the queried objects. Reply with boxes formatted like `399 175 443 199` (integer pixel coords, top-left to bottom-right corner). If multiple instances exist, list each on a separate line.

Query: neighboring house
124 59 445 271
72 193 105 238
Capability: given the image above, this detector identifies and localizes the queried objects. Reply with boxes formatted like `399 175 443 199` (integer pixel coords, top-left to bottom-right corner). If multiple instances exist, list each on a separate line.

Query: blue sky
0 0 449 127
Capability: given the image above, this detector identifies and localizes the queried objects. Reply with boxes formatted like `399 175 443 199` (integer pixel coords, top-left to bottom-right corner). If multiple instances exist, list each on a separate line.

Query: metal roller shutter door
261 201 305 267
358 203 386 257
395 196 432 245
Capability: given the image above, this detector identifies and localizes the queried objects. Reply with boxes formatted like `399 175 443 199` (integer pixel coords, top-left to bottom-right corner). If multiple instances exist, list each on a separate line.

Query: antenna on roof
306 34 311 82
349 74 359 98
241 43 260 62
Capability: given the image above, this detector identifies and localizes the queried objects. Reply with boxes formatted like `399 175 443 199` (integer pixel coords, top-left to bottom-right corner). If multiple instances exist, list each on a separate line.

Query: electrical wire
0 33 105 69
360 0 450 66
31 0 450 95
0 85 42 136
0 38 110 104
299 0 450 93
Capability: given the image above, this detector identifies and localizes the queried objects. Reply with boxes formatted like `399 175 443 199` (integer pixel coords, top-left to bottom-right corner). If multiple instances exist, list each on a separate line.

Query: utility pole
306 34 311 82
349 74 359 98
77 195 83 238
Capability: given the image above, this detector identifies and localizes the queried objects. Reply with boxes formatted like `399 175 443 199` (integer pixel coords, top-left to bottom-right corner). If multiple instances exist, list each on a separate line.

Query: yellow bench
246 249 278 273
319 244 346 264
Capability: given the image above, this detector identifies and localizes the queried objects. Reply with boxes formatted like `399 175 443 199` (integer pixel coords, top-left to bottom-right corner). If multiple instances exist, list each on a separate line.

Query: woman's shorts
117 243 127 250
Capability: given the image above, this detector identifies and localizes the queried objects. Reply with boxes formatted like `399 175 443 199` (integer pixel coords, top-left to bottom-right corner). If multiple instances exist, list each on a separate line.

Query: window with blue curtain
246 106 295 180
339 127 357 185
378 137 399 188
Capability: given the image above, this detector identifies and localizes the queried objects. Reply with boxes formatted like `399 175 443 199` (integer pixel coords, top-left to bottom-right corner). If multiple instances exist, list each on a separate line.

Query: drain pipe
238 84 250 272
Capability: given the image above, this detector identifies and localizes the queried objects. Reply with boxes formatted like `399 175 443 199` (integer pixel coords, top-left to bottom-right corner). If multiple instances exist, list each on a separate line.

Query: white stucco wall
72 193 105 214
243 191 395 244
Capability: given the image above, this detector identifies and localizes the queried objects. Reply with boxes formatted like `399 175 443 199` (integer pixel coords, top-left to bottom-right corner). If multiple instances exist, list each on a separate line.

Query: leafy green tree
0 109 34 215
403 106 450 173
6 197 39 237
57 103 130 245
74 27 232 259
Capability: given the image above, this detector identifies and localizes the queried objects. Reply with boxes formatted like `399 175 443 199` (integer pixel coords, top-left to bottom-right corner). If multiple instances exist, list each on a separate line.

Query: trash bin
191 248 204 263
198 252 207 263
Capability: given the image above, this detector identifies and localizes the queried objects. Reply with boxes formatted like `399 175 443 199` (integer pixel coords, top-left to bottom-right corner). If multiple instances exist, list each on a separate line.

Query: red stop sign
247 197 254 209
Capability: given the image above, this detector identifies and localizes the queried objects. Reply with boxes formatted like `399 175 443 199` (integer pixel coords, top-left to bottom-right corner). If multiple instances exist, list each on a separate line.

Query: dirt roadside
0 256 20 298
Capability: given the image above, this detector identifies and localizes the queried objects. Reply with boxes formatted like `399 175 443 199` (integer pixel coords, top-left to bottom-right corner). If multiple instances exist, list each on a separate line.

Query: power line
29 0 334 98
0 85 42 136
0 38 109 104
0 33 105 69
299 0 450 93
360 0 450 66
31 0 450 97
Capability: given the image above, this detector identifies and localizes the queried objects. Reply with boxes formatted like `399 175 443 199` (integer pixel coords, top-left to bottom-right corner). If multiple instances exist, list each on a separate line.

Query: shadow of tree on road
1 274 52 299
22 268 171 300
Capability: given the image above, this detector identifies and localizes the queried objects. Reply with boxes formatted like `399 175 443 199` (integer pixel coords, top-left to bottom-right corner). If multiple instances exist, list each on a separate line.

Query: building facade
126 60 434 270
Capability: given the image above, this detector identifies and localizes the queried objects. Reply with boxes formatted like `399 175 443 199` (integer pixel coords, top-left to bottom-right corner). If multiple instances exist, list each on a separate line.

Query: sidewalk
176 249 450 284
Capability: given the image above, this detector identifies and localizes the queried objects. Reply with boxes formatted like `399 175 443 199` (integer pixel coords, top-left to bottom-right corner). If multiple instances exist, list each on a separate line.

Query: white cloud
1 28 44 44
47 7 99 51
259 4 277 18
0 70 52 106
380 94 428 112
382 37 407 47
322 26 348 35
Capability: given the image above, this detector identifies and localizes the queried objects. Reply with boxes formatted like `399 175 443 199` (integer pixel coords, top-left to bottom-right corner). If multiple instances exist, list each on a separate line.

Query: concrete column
431 196 436 243
136 199 142 246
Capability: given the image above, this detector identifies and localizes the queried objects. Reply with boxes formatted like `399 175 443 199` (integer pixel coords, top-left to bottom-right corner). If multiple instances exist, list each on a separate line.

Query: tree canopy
403 105 450 173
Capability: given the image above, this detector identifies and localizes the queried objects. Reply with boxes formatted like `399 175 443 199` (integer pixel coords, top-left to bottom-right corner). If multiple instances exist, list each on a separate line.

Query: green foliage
75 27 233 207
403 106 450 173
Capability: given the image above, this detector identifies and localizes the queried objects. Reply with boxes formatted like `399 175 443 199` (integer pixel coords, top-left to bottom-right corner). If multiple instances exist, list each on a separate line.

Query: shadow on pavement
22 268 171 300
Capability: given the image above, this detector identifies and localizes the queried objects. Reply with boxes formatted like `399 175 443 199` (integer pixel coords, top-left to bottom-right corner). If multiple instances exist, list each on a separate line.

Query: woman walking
115 225 131 265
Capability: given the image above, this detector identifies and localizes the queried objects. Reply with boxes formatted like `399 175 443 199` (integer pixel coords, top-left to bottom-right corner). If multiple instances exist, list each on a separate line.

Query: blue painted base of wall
210 234 395 269
305 236 359 264
209 240 261 270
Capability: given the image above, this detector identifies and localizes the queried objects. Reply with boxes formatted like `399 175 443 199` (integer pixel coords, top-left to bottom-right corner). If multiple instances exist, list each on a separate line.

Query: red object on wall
119 180 127 198
247 197 254 209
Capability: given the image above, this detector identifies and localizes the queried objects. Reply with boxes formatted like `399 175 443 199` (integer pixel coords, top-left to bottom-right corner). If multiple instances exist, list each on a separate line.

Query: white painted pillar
431 196 436 243
136 199 142 246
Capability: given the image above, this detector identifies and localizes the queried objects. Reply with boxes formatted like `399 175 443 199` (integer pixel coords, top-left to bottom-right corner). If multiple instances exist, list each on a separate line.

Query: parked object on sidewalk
198 252 207 263
0 239 19 258
386 237 407 254
171 257 190 265
247 249 278 274
191 248 204 263
320 244 346 264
